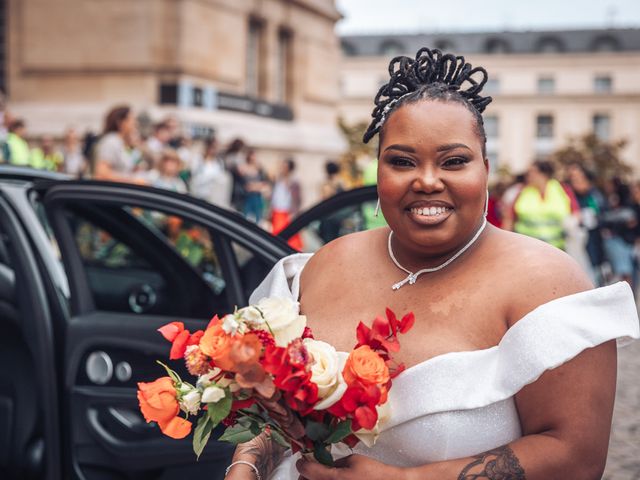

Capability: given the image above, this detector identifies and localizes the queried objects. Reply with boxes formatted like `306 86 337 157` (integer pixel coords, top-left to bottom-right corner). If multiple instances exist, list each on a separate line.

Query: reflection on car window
232 241 273 301
127 208 226 295
64 204 228 318
296 199 384 252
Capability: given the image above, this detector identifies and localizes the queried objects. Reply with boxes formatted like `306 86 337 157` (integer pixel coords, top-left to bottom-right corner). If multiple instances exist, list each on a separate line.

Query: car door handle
106 406 155 435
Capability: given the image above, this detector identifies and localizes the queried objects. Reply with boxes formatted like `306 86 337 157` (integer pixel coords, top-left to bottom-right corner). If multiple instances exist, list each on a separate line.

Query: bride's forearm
228 433 286 479
404 434 602 480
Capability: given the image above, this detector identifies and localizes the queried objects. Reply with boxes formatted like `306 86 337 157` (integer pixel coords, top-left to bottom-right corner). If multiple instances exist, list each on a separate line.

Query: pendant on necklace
392 273 417 291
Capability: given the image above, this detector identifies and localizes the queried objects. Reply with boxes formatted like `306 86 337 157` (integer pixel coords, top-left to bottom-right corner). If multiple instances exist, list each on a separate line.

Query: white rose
303 339 348 410
257 297 306 347
201 385 226 404
196 368 221 389
238 306 264 326
217 376 241 393
180 389 202 415
222 314 241 335
355 401 391 447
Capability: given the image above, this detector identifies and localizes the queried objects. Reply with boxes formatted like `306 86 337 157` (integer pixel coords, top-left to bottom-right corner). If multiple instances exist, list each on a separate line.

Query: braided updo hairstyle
363 48 493 155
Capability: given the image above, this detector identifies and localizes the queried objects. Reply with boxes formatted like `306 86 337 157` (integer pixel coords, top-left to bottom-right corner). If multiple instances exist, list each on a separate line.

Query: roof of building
340 28 640 57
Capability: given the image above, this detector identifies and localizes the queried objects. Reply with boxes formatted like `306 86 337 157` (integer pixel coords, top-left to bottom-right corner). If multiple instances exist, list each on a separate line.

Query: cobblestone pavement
603 338 640 480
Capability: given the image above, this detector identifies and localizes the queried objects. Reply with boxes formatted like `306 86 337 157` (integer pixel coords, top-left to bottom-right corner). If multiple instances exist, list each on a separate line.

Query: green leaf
313 443 334 467
325 419 353 444
305 421 331 442
268 428 290 448
193 415 213 460
219 424 261 444
249 421 262 436
156 360 182 385
206 392 232 428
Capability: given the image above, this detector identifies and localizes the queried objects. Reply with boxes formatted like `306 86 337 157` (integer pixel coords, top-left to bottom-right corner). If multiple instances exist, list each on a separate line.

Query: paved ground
603 338 640 480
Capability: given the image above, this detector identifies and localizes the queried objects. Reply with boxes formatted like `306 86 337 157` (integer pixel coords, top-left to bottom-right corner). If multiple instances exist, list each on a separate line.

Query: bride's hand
295 454 405 480
228 433 285 480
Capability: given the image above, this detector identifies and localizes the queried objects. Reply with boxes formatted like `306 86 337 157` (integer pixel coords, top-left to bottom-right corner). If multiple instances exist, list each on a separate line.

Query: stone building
339 29 640 176
3 0 344 204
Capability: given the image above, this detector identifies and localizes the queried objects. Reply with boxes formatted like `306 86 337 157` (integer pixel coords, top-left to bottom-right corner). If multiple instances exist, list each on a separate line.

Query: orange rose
200 322 235 370
137 377 192 439
343 345 390 387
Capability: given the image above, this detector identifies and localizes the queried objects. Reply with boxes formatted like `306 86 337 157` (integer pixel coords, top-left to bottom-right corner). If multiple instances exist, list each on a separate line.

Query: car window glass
293 199 384 252
126 207 226 295
64 204 228 318
232 241 273 301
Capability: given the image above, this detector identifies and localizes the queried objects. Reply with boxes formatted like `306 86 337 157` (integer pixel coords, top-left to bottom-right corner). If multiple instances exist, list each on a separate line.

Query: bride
225 48 639 480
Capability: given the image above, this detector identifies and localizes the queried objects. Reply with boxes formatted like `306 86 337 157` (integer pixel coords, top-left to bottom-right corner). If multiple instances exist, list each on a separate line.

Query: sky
335 0 640 34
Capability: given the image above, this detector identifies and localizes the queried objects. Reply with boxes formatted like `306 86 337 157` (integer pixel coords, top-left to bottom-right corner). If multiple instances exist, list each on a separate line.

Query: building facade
4 0 345 205
339 29 640 176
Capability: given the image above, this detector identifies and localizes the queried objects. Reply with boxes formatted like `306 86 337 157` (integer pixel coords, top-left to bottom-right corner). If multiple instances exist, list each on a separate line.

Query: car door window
294 198 383 252
64 203 229 318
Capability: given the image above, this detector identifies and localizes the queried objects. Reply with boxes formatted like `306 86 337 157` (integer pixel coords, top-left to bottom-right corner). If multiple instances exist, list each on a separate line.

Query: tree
337 118 377 185
552 133 630 181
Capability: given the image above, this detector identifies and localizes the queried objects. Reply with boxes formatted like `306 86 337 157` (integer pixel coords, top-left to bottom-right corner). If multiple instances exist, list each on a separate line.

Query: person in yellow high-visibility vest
503 160 579 250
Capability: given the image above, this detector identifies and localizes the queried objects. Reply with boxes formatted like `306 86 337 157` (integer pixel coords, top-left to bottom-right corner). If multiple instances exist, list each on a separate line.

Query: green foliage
325 419 352 444
552 133 630 181
193 416 214 460
313 443 334 467
304 421 331 442
207 393 232 427
219 423 261 444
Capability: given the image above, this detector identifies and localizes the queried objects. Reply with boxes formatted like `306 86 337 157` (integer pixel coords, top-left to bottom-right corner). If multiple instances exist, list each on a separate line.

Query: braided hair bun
363 48 493 144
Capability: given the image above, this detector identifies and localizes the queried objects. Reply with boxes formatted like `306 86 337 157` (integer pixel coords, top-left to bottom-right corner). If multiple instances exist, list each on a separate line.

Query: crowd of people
2 105 639 287
489 159 640 290
0 105 306 241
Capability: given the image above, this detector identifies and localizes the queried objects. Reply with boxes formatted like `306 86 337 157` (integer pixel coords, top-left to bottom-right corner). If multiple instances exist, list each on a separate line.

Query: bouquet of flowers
137 297 414 465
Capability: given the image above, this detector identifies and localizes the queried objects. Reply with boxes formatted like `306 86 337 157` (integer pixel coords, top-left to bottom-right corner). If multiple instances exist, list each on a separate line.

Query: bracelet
225 460 262 480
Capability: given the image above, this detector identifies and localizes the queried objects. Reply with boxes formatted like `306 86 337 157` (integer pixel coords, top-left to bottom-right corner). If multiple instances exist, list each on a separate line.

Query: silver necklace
388 217 488 290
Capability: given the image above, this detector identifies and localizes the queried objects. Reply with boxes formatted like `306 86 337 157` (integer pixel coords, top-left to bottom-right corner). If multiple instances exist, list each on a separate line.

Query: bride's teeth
429 207 437 215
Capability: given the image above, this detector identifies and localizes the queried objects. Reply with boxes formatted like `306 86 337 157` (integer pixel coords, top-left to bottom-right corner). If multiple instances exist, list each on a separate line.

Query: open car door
38 181 293 480
278 186 382 252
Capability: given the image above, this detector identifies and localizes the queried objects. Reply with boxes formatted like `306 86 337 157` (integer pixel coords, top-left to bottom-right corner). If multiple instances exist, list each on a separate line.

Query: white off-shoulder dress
249 254 640 479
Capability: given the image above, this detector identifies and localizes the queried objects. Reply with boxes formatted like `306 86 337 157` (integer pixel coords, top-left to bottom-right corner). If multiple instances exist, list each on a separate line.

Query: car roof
0 165 70 183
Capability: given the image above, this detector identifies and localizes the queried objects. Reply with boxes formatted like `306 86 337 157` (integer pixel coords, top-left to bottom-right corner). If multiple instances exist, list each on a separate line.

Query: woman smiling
225 48 639 480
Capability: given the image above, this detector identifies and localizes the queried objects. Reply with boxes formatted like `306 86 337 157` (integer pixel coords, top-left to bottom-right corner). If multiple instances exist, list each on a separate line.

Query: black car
0 166 377 480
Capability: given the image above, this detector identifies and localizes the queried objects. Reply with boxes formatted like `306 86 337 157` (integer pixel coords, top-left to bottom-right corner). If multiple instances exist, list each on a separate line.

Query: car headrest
0 263 15 305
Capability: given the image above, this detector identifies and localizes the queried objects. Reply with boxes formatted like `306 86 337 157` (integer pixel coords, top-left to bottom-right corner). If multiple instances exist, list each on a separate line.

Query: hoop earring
374 199 380 218
484 188 489 217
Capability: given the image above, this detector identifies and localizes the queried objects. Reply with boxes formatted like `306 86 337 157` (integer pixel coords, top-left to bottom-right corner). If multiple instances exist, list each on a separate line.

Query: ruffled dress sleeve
384 281 640 429
248 253 312 304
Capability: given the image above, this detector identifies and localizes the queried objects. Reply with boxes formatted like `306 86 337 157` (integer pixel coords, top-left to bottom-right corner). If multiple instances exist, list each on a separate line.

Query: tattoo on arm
457 445 526 480
235 433 285 478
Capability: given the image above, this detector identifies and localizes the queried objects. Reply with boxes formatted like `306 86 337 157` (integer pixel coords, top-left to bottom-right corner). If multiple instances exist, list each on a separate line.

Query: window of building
246 20 264 98
594 75 612 94
379 40 405 56
485 38 510 54
159 84 178 105
276 29 292 104
593 114 611 141
537 76 555 95
341 40 357 57
484 78 500 95
434 39 455 52
535 36 565 53
591 35 621 52
484 116 499 138
536 115 554 138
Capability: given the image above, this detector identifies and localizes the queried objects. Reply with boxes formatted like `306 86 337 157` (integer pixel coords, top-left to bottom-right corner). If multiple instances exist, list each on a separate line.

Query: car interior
0 224 45 479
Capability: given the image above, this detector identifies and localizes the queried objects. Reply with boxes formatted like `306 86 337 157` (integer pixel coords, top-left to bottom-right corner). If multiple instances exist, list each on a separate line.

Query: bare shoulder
490 228 594 326
299 228 387 295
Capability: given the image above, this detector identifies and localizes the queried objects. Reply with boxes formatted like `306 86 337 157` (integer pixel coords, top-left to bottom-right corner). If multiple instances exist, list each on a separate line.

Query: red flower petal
169 329 190 360
157 322 184 342
355 405 378 430
399 312 415 334
386 308 399 336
